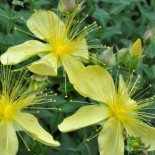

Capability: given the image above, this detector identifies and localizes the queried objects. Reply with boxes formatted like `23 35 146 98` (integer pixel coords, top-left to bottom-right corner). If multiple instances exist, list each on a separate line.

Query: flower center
109 104 128 121
50 37 70 57
55 44 66 55
0 104 16 120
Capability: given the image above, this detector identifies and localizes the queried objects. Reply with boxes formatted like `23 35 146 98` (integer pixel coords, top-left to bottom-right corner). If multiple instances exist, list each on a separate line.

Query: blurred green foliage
0 0 155 155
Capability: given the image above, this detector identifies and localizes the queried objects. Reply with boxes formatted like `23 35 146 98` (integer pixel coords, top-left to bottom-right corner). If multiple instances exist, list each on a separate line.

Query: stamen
70 99 94 105
14 27 36 38
86 127 102 142
133 84 152 101
24 107 62 112
17 131 31 152
89 55 106 66
20 17 26 22
63 71 68 98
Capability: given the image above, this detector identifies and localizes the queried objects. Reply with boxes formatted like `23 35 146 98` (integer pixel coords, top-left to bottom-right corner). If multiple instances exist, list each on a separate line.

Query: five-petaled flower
1 10 88 84
0 67 60 155
58 65 155 155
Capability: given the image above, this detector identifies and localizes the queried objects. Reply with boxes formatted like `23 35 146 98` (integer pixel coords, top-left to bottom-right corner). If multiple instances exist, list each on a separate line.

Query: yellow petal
28 53 58 76
14 112 60 146
61 55 85 84
70 39 88 59
123 119 155 151
76 65 116 104
98 118 124 155
0 121 18 155
118 75 134 105
27 10 66 41
1 40 51 65
130 39 142 58
58 105 109 132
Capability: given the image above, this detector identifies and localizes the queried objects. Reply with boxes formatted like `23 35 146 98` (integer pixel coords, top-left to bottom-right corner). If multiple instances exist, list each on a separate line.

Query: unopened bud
58 0 76 13
99 47 116 66
31 74 48 81
126 136 145 153
130 39 142 58
77 0 84 12
117 48 129 61
144 27 155 42
31 74 48 91
90 53 99 65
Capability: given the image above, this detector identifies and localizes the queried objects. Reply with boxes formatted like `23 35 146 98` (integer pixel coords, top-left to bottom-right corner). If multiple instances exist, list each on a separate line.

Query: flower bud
126 136 145 153
117 48 129 63
90 53 99 65
31 74 48 81
58 0 76 13
77 0 84 12
130 39 142 58
99 47 116 66
31 74 48 91
144 27 155 42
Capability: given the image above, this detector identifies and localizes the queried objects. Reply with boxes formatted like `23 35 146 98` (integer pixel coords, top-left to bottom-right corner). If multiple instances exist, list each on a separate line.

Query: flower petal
98 118 124 155
28 53 58 75
14 112 60 146
61 55 85 84
118 75 135 105
124 119 155 151
27 10 66 41
70 39 88 59
76 65 116 104
0 121 18 155
58 105 109 132
1 40 51 65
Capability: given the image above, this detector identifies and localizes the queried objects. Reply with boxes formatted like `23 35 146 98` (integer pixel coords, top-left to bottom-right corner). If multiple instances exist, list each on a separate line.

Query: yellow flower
0 67 60 155
58 65 155 155
1 10 88 84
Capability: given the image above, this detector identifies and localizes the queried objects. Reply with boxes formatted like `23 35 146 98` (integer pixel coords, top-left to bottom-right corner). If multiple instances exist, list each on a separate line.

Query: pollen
0 104 16 120
50 38 69 56
108 102 131 121
55 44 66 55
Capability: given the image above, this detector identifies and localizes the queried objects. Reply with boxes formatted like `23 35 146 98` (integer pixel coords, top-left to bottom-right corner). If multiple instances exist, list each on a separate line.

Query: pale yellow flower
58 65 155 155
0 67 60 155
1 10 88 84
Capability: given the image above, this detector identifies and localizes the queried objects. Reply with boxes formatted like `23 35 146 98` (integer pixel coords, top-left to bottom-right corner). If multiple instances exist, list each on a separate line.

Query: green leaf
139 6 155 23
12 0 24 7
92 7 109 26
141 64 154 78
102 26 122 39
100 0 130 4
110 4 128 14
49 112 64 133
61 101 82 113
61 133 77 148
146 43 155 58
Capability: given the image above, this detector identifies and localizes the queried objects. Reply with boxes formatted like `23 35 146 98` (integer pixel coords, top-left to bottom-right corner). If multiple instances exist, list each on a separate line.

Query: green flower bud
126 136 145 153
117 48 129 63
31 74 48 92
58 0 76 13
99 47 116 66
31 74 48 81
90 53 99 65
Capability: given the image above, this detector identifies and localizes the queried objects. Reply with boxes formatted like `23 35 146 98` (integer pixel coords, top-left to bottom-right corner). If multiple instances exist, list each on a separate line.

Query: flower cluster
0 1 155 155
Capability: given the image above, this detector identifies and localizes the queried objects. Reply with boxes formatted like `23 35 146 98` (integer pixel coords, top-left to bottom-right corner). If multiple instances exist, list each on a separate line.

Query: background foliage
0 0 155 155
